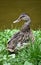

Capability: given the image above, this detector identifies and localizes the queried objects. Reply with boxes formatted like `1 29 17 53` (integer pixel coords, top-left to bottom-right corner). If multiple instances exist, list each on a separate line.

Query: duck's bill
13 19 19 23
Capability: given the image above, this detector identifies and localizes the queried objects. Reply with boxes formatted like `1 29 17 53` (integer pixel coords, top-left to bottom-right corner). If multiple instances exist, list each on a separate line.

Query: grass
0 29 41 65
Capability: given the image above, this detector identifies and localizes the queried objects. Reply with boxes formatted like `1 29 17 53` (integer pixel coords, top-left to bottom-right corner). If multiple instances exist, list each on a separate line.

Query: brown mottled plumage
7 13 35 52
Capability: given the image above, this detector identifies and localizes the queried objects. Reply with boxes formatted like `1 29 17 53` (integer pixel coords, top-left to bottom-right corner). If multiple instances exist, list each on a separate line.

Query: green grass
0 29 41 65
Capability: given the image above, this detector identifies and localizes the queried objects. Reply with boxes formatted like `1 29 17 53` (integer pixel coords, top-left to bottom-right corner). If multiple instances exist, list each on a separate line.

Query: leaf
24 61 33 65
8 54 15 58
3 62 11 65
38 61 41 65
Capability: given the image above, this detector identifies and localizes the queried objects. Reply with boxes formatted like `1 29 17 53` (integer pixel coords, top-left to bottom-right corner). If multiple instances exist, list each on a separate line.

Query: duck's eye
20 16 25 19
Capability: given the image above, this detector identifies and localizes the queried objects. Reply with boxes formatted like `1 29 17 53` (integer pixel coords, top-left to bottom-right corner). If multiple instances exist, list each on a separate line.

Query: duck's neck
21 19 31 32
26 19 31 25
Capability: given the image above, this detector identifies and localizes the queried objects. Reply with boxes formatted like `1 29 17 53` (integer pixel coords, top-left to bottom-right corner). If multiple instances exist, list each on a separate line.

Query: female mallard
7 13 34 52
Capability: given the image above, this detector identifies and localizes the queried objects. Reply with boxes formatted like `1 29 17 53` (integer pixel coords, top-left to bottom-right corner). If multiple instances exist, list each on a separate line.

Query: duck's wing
8 31 25 44
8 31 20 43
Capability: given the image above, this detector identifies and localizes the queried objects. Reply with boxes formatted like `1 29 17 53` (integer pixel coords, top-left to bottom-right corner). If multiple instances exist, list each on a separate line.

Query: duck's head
13 13 31 23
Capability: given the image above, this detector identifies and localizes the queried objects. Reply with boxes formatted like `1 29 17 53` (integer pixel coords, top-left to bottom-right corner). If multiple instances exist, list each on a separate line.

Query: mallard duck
7 13 34 52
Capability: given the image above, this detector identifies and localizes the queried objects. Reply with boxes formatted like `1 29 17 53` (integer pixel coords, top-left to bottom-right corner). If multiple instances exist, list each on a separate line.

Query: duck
7 13 35 52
